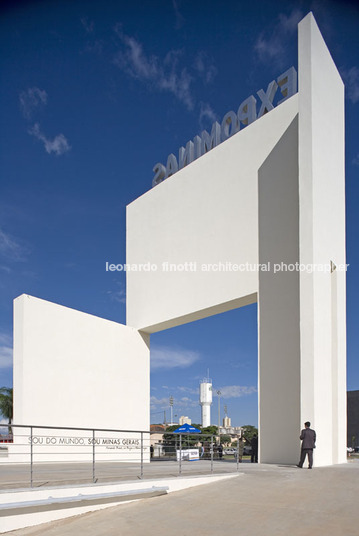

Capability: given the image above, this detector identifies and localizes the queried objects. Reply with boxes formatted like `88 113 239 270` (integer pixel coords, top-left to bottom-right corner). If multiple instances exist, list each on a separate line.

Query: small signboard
176 448 200 461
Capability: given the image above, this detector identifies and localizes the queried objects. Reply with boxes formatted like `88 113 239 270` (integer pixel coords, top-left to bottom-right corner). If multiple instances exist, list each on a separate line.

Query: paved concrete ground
6 460 359 536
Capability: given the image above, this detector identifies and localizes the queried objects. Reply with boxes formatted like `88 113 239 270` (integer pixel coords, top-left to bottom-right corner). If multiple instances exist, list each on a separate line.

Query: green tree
220 434 232 446
196 425 218 445
163 424 179 434
0 387 13 424
162 425 179 455
241 425 258 442
201 425 218 436
0 387 13 435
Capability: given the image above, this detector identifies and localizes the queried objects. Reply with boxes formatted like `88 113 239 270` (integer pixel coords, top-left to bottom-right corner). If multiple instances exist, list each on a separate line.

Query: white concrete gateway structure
12 13 346 466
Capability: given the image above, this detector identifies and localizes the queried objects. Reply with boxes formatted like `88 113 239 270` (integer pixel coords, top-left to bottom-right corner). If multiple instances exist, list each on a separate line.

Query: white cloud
199 102 217 129
28 123 71 156
278 10 303 34
151 345 200 370
172 0 185 30
254 9 303 67
80 17 94 34
113 29 193 110
150 394 198 410
341 66 359 104
0 333 12 369
178 396 198 408
218 385 257 398
19 90 71 155
255 37 284 65
177 386 198 395
194 52 217 84
80 17 104 55
150 396 170 408
0 229 27 261
106 283 126 304
19 87 48 119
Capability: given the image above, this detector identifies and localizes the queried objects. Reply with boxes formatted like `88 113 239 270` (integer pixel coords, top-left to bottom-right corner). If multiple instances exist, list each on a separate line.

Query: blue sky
0 0 358 427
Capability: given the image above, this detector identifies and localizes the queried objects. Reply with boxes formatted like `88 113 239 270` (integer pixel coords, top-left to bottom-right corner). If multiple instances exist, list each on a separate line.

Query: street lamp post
216 390 221 443
169 396 174 425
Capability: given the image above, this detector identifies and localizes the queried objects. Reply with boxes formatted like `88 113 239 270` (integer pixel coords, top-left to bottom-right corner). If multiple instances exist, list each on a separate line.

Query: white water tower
199 377 213 427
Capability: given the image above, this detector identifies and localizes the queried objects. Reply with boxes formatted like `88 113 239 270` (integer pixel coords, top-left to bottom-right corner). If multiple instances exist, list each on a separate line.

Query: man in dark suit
251 434 258 463
297 421 316 469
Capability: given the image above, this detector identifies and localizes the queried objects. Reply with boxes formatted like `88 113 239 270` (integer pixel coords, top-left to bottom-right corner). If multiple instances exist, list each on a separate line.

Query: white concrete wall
127 96 299 333
258 117 301 464
298 13 346 465
13 295 150 432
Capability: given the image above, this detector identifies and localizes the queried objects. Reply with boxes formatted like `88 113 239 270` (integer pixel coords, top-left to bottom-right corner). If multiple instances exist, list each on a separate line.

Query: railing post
179 434 182 475
210 435 214 473
30 426 33 488
140 432 144 479
92 429 96 483
237 442 239 471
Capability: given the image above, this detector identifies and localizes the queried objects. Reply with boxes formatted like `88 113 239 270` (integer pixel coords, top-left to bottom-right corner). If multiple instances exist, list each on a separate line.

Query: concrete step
0 486 168 517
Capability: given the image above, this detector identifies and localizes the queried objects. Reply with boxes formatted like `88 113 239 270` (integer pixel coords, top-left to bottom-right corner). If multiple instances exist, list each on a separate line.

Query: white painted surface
12 295 150 461
127 96 299 333
201 405 211 429
200 381 212 428
258 116 301 464
298 13 346 465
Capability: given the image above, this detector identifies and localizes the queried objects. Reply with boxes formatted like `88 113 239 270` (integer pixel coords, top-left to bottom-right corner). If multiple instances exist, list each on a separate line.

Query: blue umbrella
173 423 201 433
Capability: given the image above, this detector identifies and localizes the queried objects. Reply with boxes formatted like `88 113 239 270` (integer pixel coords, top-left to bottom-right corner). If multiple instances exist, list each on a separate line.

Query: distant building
150 424 166 457
179 416 191 425
223 416 231 427
150 424 165 445
347 391 359 447
219 425 243 438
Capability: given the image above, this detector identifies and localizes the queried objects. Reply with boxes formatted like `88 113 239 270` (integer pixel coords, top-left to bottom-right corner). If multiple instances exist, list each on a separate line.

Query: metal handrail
0 423 241 489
